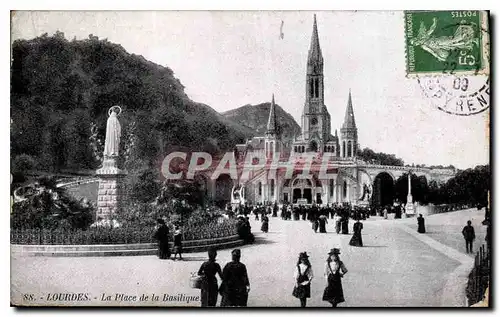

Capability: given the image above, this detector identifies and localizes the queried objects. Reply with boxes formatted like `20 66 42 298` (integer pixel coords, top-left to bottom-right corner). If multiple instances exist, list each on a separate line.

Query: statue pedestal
405 203 415 216
96 157 127 221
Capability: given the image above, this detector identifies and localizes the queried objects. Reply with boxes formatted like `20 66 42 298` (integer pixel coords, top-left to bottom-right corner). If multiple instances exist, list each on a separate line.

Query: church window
315 78 319 98
347 141 352 157
310 79 314 99
311 117 318 125
342 141 346 157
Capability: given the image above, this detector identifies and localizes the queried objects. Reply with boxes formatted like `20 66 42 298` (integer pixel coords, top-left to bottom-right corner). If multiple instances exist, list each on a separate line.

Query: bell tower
301 14 331 152
265 94 281 159
340 90 358 158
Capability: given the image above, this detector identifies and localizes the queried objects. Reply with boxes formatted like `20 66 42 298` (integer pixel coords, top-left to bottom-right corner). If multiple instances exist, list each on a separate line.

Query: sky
10 10 490 169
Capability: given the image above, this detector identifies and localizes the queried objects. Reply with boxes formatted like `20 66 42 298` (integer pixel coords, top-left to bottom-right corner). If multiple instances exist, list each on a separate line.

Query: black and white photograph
9 8 491 308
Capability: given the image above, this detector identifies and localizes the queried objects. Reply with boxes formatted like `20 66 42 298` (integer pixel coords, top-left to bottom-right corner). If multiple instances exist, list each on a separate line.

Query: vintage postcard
10 10 491 307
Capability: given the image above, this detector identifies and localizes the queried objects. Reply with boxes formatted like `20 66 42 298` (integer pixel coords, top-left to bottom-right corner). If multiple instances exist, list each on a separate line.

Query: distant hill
10 32 254 172
223 102 301 144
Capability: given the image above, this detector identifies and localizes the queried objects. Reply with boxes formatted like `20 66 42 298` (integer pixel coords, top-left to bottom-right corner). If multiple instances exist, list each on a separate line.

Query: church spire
307 14 323 67
342 90 356 129
266 94 278 135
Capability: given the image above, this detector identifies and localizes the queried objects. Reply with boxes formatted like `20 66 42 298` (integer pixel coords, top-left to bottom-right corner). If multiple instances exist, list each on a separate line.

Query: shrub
11 218 238 245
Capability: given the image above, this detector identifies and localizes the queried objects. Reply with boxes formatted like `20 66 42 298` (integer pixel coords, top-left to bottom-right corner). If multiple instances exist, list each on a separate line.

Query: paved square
12 209 485 307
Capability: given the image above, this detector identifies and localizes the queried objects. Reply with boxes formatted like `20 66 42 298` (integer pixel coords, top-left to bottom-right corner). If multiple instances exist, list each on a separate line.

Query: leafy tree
11 176 94 230
394 173 429 204
357 147 404 166
11 33 250 174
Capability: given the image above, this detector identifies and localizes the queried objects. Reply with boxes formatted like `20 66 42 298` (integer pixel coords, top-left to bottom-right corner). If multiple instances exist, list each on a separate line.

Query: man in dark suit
220 249 250 306
462 220 476 253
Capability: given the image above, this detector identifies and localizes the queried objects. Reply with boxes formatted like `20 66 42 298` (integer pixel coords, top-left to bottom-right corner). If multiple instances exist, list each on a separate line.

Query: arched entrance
291 178 313 203
309 140 318 152
215 174 234 208
371 172 395 209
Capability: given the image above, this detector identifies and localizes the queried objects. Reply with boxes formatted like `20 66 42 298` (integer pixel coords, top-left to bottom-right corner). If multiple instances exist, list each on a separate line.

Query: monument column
405 171 415 216
96 106 127 221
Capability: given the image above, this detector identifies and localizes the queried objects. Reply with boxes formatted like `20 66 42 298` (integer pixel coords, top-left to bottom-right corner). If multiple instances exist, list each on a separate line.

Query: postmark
405 10 490 77
418 74 490 116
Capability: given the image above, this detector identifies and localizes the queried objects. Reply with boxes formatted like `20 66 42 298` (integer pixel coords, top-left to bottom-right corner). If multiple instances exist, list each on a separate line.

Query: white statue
103 106 122 157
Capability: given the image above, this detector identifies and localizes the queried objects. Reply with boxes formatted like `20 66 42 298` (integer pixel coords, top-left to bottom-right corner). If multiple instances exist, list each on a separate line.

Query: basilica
230 15 454 207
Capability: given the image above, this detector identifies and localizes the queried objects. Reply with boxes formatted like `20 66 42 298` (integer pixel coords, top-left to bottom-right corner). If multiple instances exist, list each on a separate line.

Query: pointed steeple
266 94 278 135
307 14 323 67
342 90 356 129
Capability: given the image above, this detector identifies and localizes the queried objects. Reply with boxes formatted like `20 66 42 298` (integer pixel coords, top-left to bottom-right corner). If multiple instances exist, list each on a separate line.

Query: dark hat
328 248 341 255
299 252 309 260
231 249 241 257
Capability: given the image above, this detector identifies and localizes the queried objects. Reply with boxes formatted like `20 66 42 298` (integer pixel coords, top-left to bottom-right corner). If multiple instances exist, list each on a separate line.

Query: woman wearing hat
322 248 348 307
197 248 223 307
292 252 314 307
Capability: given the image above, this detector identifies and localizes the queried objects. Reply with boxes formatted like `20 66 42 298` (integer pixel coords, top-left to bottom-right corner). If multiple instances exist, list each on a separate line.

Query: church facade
230 15 455 207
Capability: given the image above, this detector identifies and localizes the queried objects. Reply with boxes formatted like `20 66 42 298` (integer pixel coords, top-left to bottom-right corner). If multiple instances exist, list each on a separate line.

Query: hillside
223 102 301 144
10 32 254 172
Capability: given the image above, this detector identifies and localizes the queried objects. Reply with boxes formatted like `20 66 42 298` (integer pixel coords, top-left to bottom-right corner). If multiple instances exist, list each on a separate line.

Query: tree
357 147 404 166
394 173 429 204
11 176 94 230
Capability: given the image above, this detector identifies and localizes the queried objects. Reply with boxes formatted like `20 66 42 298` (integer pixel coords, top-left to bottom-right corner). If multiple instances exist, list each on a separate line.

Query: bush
10 218 238 245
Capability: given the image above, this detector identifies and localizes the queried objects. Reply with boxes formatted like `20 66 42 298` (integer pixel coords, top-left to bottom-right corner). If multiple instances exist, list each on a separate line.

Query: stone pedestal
96 156 127 220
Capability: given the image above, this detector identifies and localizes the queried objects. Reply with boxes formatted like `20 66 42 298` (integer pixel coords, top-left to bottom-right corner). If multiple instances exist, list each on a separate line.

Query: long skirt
417 225 426 233
261 221 269 233
335 221 341 234
312 221 319 232
293 283 311 299
349 232 363 247
319 222 327 233
221 289 248 307
158 241 170 259
322 273 345 305
201 279 218 307
341 221 349 234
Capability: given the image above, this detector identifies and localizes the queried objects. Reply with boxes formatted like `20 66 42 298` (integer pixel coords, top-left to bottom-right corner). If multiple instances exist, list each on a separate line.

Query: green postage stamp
405 10 490 76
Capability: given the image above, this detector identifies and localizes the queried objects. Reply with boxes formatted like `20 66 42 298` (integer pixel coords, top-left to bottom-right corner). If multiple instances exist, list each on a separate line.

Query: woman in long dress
349 220 363 247
172 226 183 260
292 252 314 307
261 214 269 233
333 213 341 234
417 214 426 233
318 215 328 233
322 248 348 307
220 249 250 307
341 215 349 234
198 248 223 307
153 219 170 259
